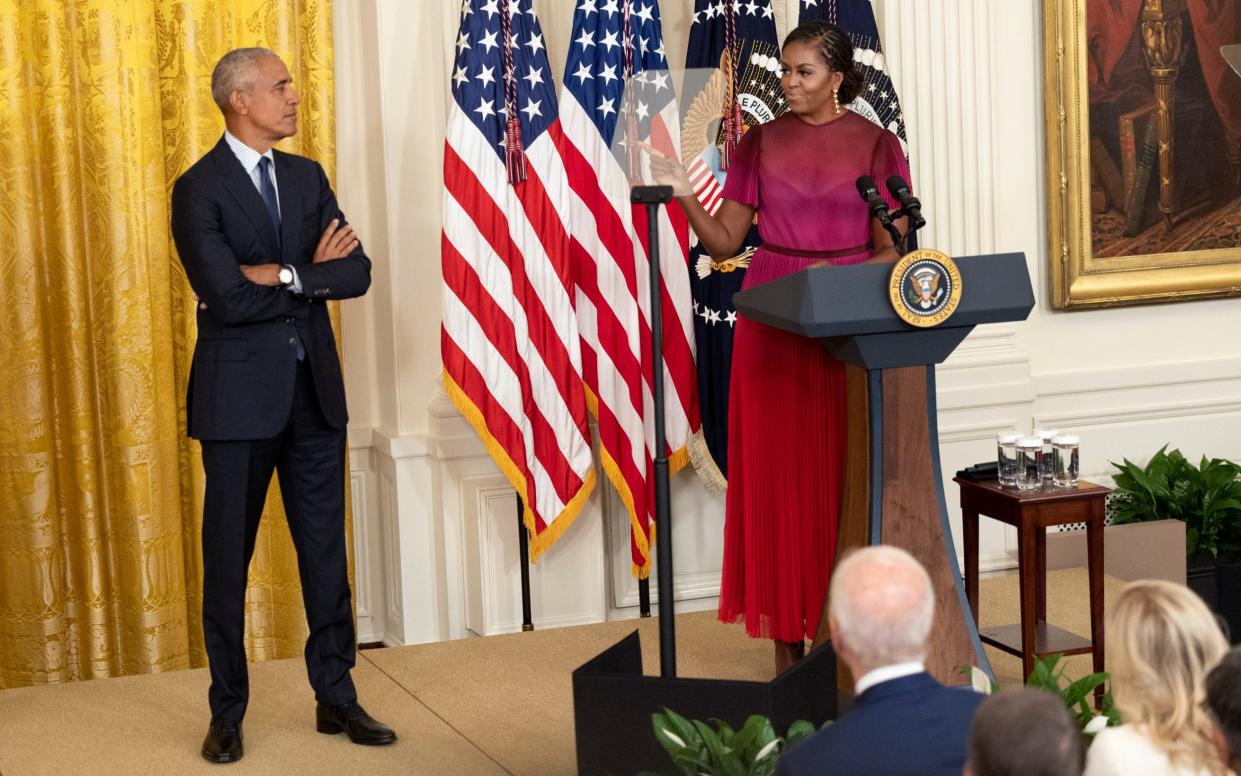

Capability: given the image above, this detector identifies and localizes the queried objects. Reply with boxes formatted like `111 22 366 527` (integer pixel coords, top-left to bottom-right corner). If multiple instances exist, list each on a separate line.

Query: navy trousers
199 360 356 722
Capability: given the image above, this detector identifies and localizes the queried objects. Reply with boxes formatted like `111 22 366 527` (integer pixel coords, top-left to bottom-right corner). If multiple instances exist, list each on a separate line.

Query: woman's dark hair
782 21 864 104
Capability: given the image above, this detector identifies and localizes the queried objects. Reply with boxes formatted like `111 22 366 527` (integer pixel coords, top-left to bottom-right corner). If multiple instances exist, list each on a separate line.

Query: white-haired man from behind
777 546 984 776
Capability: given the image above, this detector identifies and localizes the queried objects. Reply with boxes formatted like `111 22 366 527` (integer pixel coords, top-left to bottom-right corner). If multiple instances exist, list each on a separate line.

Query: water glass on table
1015 436 1043 492
1052 434 1079 487
1033 428 1058 485
997 431 1020 487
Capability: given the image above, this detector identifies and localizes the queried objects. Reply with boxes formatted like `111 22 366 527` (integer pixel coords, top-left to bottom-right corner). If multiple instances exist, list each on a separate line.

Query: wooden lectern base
812 365 981 688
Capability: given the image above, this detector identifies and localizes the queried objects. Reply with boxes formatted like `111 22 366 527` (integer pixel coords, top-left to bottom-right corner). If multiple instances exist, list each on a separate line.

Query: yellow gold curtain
0 0 348 688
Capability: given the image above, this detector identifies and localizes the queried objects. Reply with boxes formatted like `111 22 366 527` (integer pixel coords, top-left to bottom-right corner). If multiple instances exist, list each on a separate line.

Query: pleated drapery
0 0 346 688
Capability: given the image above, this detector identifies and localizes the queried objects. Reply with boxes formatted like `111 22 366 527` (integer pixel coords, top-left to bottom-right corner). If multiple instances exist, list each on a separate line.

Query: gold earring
833 89 841 114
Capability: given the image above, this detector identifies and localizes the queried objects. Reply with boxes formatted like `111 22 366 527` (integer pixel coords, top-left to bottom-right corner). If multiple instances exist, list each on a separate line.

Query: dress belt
762 242 871 259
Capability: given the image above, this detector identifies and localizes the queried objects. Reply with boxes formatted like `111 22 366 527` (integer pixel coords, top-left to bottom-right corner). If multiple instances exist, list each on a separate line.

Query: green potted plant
1110 446 1241 641
642 708 819 776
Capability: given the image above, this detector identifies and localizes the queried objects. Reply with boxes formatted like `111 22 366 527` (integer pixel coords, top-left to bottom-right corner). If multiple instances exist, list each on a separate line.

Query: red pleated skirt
717 250 861 642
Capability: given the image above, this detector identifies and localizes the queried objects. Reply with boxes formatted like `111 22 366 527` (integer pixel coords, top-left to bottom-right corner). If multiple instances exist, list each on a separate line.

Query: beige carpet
0 568 1119 776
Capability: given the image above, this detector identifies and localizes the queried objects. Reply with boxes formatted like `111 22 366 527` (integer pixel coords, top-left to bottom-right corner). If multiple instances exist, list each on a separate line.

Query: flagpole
631 184 676 678
517 494 534 632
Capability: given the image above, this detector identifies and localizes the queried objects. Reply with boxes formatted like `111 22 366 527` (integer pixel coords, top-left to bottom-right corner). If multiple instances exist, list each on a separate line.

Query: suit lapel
211 137 282 261
274 150 301 264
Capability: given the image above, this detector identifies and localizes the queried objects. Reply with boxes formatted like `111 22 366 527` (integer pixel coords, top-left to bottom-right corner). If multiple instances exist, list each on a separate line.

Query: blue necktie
258 156 302 360
257 156 281 241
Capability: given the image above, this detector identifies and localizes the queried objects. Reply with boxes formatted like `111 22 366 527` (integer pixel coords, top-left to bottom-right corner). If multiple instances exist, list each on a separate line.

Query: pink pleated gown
716 111 910 642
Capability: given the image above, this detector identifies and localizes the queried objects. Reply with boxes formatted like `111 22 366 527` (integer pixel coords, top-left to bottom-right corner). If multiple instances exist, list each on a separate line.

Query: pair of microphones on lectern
856 175 926 248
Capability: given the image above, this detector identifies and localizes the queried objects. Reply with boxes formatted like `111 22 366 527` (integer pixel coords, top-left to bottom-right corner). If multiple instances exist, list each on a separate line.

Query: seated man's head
827 545 933 681
966 687 1084 776
1206 646 1241 773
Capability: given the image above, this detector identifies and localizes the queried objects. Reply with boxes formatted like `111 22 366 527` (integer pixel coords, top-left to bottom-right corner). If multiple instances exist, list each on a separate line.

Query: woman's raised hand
638 142 693 197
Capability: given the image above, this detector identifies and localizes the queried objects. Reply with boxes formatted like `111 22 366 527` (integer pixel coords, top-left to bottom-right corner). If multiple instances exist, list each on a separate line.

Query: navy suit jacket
170 137 371 440
777 672 983 776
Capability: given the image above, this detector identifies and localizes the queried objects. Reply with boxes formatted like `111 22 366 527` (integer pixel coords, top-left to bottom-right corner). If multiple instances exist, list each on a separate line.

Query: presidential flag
441 0 597 560
555 0 700 578
681 0 783 490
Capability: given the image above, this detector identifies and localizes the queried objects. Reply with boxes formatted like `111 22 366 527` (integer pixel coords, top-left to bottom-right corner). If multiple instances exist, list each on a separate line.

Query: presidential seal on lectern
889 248 964 328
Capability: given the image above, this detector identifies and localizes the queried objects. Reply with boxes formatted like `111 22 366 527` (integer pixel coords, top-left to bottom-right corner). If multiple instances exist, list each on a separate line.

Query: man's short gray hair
210 47 278 112
829 545 934 666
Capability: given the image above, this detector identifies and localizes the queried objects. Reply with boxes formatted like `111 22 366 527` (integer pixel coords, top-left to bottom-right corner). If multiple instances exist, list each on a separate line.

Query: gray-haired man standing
171 47 394 763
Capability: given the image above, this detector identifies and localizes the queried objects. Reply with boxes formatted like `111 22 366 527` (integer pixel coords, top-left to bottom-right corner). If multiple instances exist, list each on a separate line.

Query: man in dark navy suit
171 47 393 763
777 546 983 776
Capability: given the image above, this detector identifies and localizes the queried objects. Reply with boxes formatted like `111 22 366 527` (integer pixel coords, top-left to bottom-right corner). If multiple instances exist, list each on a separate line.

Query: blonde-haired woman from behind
1084 580 1230 776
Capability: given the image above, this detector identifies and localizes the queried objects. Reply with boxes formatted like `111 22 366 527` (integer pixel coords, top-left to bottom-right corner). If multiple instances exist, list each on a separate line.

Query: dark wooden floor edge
358 652 515 776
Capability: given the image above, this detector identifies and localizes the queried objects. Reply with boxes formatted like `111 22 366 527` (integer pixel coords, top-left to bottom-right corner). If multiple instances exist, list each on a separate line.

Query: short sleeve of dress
870 129 911 211
719 125 762 208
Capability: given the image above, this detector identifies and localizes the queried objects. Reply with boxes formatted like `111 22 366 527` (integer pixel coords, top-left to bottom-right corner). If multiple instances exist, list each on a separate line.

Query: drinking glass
997 432 1020 487
1053 434 1079 488
1015 437 1043 492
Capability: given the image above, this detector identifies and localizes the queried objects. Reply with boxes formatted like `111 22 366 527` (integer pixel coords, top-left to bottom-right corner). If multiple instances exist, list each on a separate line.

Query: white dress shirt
853 661 926 697
223 131 301 292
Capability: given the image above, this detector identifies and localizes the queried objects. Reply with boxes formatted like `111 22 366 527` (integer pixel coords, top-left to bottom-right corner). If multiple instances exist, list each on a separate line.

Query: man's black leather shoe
316 700 397 745
201 719 243 763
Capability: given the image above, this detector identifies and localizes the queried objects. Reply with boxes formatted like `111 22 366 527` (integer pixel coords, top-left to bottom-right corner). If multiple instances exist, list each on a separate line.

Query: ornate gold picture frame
1044 0 1241 309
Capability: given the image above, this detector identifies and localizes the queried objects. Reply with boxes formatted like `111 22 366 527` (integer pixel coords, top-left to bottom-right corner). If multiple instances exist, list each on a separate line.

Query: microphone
885 175 926 230
855 175 892 226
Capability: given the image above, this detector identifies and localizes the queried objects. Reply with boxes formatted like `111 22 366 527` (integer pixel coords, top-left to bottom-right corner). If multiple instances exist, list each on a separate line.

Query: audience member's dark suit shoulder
776 673 983 776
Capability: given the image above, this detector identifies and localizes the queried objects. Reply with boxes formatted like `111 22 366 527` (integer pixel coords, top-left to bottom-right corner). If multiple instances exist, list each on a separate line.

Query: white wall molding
938 419 1022 446
1035 357 1241 399
613 570 724 610
1035 399 1241 433
369 429 446 646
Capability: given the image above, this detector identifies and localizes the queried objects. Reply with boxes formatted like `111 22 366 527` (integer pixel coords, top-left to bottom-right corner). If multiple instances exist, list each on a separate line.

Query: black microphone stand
630 183 677 679
881 219 908 257
884 203 926 257
885 178 926 257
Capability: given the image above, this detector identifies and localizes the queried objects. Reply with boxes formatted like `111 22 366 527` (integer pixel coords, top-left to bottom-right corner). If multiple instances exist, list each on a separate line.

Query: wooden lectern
733 253 1035 684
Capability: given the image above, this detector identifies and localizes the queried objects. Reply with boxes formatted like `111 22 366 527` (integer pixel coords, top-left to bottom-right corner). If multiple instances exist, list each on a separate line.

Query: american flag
554 0 700 578
441 0 597 560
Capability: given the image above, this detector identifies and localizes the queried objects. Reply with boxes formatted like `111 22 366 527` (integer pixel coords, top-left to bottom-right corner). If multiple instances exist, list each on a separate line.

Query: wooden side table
954 478 1109 690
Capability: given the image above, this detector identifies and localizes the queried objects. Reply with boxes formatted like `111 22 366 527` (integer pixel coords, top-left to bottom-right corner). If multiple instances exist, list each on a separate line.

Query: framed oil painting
1044 0 1241 308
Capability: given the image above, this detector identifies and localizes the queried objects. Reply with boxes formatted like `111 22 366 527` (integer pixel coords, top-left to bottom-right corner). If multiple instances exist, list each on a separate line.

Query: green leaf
1027 653 1061 690
785 720 815 747
709 718 736 750
747 715 777 752
729 717 760 755
667 708 703 747
752 738 781 763
692 720 733 775
1062 672 1107 708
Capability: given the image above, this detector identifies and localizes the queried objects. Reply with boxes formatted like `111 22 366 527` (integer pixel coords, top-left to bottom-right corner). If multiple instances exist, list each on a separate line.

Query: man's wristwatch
278 265 294 288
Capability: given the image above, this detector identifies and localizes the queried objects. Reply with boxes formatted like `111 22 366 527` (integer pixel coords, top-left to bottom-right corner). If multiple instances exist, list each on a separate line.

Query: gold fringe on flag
442 371 597 562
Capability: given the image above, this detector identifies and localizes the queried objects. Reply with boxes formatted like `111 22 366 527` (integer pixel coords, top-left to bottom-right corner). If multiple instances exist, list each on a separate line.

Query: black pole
638 579 651 617
517 493 534 632
631 184 676 678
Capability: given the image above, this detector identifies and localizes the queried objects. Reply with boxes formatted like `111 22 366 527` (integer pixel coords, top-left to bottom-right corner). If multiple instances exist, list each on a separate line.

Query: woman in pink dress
649 21 910 673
